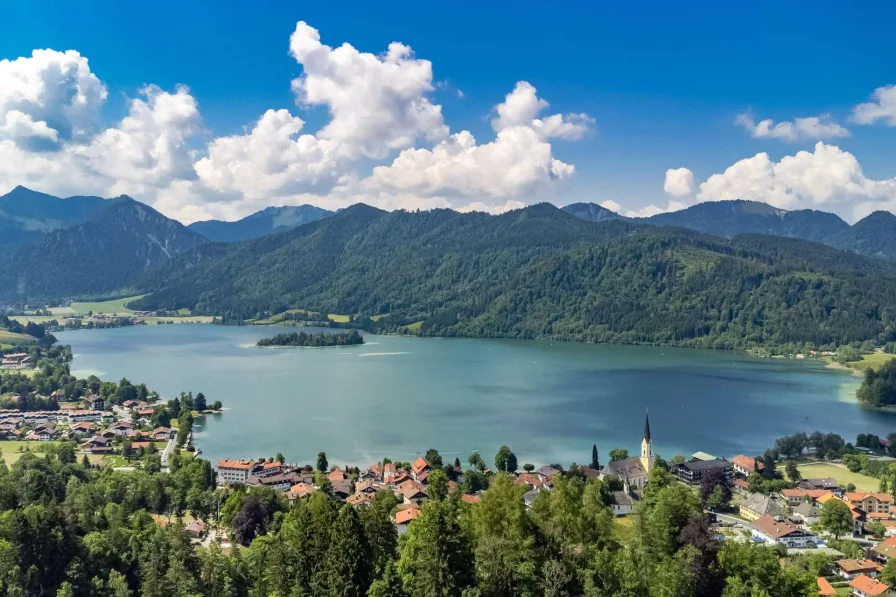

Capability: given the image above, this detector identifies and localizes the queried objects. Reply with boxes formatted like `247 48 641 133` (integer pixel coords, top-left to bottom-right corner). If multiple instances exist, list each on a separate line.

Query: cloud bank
0 23 593 223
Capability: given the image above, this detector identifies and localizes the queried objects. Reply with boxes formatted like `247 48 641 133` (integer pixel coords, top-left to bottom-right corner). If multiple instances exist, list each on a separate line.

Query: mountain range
561 199 896 261
187 205 332 242
0 186 108 253
2 185 896 351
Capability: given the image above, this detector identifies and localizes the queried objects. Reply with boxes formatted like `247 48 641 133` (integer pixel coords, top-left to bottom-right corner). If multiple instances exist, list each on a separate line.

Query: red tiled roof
395 507 422 524
849 574 890 596
782 489 828 499
837 559 883 574
847 492 894 504
461 494 481 504
411 457 430 475
730 454 763 471
217 459 256 470
751 515 806 539
817 577 836 597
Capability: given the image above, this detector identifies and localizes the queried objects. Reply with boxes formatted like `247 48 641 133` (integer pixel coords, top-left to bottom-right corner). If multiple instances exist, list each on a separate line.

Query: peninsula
256 330 364 348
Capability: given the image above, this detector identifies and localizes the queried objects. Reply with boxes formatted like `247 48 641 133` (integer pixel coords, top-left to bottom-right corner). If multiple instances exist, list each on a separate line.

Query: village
211 415 896 597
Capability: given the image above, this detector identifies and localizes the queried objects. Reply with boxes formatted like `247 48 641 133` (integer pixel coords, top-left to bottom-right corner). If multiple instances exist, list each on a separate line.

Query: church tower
640 410 654 474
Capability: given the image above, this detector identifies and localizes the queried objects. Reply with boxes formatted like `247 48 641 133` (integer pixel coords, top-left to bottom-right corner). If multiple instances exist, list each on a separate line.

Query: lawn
782 462 879 492
0 329 36 345
7 315 57 325
613 516 636 545
825 352 896 372
70 295 145 315
402 321 423 332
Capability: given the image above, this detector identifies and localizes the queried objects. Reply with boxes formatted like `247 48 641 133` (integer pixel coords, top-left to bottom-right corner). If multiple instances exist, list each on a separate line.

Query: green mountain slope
188 204 333 242
829 211 896 262
0 197 207 300
132 203 896 350
0 186 108 252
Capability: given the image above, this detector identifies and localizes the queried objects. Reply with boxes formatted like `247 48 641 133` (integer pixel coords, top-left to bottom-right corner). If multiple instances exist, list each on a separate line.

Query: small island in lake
256 330 364 347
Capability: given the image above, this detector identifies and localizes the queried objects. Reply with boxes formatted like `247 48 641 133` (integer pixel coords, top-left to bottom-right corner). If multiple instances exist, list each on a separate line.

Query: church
599 412 654 490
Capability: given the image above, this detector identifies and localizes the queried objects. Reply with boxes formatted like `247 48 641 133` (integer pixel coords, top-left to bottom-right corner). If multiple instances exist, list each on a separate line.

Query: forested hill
0 185 108 252
132 203 896 350
0 197 207 300
188 204 333 242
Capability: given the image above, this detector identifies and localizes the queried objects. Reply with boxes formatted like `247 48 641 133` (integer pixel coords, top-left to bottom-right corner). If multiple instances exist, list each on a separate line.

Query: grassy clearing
370 314 388 321
613 516 636 545
8 315 57 325
48 306 75 315
779 462 879 492
824 353 896 373
70 295 145 315
0 329 36 345
251 309 352 325
402 321 423 333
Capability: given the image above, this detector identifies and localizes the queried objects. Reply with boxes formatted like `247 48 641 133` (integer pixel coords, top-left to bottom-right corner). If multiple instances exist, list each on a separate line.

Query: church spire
643 410 651 443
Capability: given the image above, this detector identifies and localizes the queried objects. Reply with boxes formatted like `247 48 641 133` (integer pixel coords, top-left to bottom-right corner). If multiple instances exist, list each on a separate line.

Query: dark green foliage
857 359 896 406
0 186 107 253
0 197 206 300
132 204 896 351
494 445 518 473
256 330 364 347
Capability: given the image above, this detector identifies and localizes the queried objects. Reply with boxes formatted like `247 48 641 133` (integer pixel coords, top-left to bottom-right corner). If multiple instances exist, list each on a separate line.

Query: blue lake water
57 324 895 469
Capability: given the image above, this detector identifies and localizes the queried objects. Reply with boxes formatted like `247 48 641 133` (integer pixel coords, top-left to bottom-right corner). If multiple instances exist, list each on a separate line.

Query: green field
0 329 36 346
251 308 351 325
779 462 879 491
70 295 145 315
612 516 636 545
844 353 896 371
402 321 423 332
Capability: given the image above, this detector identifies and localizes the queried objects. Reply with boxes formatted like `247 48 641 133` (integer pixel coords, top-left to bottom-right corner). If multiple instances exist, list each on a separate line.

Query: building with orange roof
836 559 883 579
216 459 258 484
730 454 763 477
411 457 430 479
781 488 829 507
395 506 422 526
847 493 894 515
816 577 836 596
849 574 893 597
287 482 315 500
873 536 896 562
750 515 818 549
328 467 348 482
461 494 481 504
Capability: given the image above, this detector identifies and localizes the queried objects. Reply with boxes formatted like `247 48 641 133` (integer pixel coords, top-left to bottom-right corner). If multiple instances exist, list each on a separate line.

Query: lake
57 325 895 469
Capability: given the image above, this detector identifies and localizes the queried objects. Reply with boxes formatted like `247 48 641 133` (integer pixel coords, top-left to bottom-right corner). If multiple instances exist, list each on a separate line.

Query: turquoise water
57 325 891 469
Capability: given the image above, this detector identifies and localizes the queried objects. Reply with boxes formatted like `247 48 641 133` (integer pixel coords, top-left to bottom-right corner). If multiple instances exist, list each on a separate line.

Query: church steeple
640 409 654 474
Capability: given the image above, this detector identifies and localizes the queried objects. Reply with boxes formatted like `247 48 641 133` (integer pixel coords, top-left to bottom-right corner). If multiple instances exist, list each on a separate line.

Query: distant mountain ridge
0 186 108 252
0 197 206 300
188 205 333 242
562 199 896 261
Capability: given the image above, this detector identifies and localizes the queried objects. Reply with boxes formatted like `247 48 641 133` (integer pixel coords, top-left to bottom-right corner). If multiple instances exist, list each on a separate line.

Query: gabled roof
395 507 422 525
411 457 430 475
816 577 836 597
849 574 891 596
847 492 894 504
730 454 762 471
751 515 813 539
837 559 882 574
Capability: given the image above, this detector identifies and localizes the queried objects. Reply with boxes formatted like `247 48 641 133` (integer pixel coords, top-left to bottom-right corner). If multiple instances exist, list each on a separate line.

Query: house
791 500 821 526
151 427 173 441
86 394 105 411
781 488 830 507
836 559 883 580
849 574 893 597
395 505 422 529
817 493 865 534
799 478 843 496
254 461 283 479
328 467 348 482
817 577 837 597
332 478 353 500
110 421 133 436
515 472 543 490
288 482 315 500
610 489 640 516
80 436 114 453
216 459 258 484
847 493 894 515
873 537 896 563
411 457 431 480
461 494 481 505
398 481 428 505
740 492 787 521
1 353 31 369
733 479 750 494
249 473 295 492
672 459 732 485
67 410 101 423
355 480 377 495
346 492 374 507
692 451 717 461
184 520 207 539
750 515 818 549
537 465 562 481
730 454 762 477
32 424 57 441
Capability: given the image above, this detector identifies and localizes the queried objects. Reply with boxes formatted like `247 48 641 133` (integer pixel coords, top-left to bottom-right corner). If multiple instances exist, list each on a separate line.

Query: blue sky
0 1 894 222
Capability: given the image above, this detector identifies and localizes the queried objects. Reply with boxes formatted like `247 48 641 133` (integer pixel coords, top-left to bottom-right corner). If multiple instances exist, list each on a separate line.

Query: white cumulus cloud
663 168 695 197
696 142 896 221
735 113 849 141
0 49 106 149
288 21 448 159
492 81 594 140
851 84 896 126
600 200 621 212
